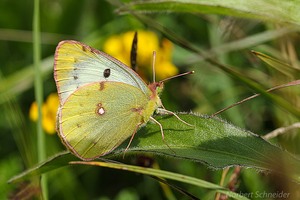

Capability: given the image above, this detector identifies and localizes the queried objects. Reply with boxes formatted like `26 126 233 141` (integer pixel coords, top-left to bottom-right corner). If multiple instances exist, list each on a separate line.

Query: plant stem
33 0 48 199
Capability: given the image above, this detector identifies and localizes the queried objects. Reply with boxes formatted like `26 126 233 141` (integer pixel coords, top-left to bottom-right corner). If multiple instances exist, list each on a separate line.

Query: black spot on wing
103 68 111 78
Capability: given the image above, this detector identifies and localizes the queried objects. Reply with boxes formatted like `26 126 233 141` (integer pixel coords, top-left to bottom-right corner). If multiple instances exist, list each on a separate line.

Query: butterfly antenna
160 71 195 83
152 51 156 83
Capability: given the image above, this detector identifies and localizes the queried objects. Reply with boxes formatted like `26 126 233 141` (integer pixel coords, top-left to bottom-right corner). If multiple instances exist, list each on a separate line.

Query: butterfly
54 40 192 160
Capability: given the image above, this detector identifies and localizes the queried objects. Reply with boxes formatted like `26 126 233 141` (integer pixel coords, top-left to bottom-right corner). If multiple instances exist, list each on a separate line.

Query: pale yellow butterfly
54 40 192 160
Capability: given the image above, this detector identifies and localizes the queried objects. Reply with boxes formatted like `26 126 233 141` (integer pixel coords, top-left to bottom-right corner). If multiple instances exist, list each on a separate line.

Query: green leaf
116 114 300 174
8 151 76 183
70 161 250 200
9 114 300 184
252 50 300 79
118 0 300 26
9 152 249 200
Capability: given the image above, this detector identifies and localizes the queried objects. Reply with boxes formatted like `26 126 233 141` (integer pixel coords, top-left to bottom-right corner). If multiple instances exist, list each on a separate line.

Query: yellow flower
103 35 130 66
155 39 178 79
103 30 178 81
29 93 59 134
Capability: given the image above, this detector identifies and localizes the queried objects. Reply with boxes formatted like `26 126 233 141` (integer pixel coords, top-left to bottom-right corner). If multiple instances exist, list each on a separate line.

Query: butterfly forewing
54 40 149 105
58 81 152 160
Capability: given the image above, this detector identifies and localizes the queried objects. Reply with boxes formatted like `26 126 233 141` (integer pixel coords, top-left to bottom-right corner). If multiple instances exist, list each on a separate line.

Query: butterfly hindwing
54 40 149 105
58 81 152 160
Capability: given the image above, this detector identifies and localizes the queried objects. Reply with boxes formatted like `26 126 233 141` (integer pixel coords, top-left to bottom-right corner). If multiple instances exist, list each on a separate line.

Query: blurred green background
1 0 300 199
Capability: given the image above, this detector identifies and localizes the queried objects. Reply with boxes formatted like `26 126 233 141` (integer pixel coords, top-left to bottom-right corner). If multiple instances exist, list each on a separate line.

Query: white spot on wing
95 103 105 116
98 107 105 115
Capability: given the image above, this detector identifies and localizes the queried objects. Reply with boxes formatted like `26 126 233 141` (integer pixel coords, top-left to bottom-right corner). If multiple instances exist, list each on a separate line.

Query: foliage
1 0 300 199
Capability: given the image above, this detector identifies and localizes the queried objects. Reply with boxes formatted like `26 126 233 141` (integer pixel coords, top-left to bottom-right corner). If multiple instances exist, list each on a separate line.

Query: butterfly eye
103 68 111 78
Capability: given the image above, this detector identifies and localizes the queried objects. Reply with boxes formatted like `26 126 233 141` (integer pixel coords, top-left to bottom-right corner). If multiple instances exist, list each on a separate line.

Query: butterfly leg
156 108 194 127
150 116 176 154
123 123 142 158
150 116 165 139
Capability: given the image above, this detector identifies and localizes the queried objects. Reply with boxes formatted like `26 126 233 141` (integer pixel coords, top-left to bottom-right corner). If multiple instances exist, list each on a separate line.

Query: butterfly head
148 81 164 97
